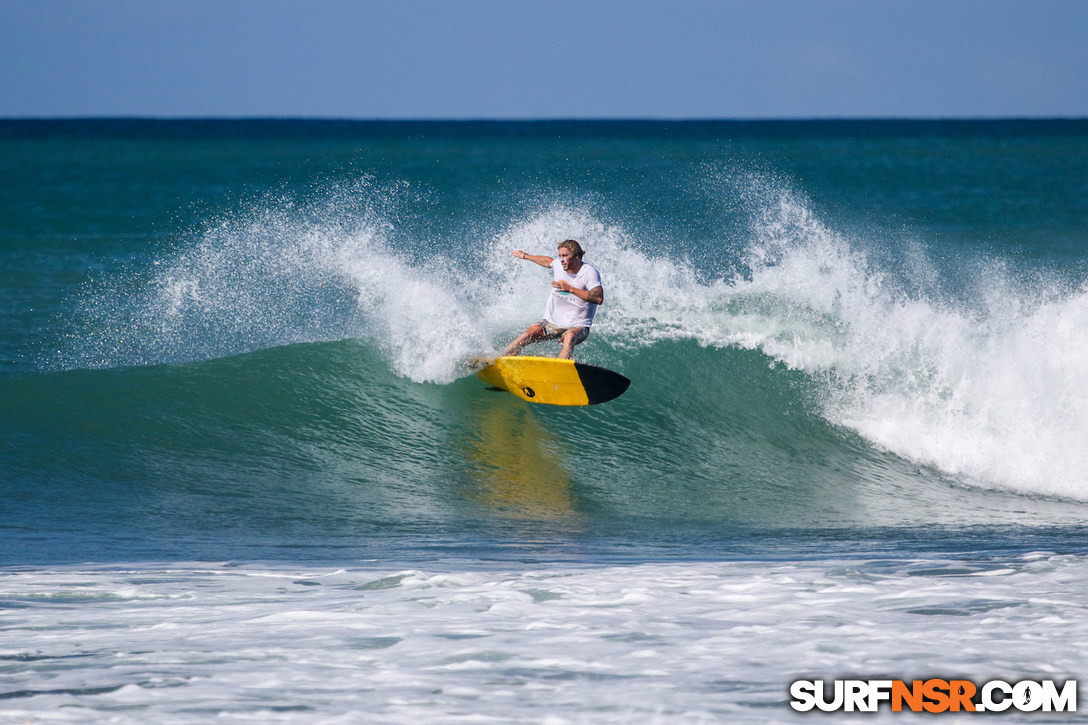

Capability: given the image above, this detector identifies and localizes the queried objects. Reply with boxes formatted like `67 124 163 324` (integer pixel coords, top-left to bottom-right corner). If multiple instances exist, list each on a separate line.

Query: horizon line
2 114 1087 123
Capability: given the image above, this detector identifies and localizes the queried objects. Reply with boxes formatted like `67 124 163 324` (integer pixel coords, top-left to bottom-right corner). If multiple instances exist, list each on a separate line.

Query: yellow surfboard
475 356 630 406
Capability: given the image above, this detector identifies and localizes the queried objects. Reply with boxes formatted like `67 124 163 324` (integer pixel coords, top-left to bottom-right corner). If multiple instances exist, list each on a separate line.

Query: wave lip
725 187 1088 501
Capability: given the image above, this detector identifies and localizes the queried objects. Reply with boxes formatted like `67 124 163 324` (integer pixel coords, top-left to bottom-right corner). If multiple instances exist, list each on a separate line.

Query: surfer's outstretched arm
512 250 553 268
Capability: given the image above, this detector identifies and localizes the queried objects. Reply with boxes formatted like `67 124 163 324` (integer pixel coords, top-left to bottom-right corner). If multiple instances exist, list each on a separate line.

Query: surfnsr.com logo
789 678 1077 713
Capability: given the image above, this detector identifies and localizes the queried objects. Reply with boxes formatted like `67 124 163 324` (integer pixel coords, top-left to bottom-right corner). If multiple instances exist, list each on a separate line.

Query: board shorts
535 320 590 345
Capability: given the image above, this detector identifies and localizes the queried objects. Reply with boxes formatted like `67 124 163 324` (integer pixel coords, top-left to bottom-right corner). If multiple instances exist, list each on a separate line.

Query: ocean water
2 119 1087 722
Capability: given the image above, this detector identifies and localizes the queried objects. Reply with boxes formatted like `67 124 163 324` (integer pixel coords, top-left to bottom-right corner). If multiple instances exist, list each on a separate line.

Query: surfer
505 239 604 359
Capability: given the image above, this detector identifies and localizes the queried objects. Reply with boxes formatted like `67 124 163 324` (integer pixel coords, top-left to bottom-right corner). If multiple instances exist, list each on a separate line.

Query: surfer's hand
552 280 571 293
513 250 526 259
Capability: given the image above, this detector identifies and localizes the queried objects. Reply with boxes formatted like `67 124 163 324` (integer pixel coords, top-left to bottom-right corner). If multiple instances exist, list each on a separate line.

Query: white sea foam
2 557 1085 723
713 185 1088 501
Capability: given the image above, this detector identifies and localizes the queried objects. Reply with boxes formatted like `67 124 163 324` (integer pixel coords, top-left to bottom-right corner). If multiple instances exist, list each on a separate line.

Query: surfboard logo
522 386 536 398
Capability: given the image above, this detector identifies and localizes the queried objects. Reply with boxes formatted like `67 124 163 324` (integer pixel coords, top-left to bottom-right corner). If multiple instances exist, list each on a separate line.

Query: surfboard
474 356 630 406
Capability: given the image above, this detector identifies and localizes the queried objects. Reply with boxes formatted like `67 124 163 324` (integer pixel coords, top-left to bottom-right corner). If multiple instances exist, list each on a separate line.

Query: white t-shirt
544 259 602 328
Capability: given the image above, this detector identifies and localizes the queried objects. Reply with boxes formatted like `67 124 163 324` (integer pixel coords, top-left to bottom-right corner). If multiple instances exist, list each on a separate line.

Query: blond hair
557 239 584 258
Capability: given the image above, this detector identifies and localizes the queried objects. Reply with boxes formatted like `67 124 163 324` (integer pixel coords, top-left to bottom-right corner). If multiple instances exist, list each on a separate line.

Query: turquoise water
2 120 1087 722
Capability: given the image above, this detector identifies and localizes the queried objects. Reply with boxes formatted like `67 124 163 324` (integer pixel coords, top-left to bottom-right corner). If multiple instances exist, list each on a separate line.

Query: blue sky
2 0 1086 119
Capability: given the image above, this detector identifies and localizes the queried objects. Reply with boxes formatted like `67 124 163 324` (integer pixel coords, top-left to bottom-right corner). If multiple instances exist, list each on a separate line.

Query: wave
46 172 1088 506
9 336 1087 545
716 179 1088 503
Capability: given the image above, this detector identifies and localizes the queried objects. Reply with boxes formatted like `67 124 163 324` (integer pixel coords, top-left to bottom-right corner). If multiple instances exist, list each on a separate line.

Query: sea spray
59 179 495 381
55 168 1088 500
717 178 1088 500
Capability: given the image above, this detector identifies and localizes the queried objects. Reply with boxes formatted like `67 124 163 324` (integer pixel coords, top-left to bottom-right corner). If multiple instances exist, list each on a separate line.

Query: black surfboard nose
573 362 631 405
